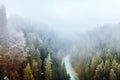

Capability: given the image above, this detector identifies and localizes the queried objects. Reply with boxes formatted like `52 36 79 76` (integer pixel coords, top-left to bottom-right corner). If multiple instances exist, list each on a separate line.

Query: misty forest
1 2 120 80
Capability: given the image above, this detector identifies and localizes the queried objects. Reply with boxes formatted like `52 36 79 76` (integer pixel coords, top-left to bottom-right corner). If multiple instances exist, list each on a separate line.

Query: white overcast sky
1 0 120 35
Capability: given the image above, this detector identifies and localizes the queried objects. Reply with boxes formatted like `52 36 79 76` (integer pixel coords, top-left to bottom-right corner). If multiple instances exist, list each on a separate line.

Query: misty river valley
1 1 120 80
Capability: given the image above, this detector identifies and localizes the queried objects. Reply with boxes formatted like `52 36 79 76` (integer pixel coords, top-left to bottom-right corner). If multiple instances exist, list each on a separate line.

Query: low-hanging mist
1 3 120 80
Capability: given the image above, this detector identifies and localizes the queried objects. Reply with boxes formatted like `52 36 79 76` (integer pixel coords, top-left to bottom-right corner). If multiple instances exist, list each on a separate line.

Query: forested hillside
0 5 70 80
1 5 120 80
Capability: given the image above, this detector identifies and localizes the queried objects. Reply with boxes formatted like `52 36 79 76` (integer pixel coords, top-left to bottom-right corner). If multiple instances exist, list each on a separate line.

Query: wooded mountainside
1 5 120 80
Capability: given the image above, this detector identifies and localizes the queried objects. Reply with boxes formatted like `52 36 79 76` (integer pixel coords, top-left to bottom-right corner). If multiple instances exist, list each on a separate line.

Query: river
62 55 79 80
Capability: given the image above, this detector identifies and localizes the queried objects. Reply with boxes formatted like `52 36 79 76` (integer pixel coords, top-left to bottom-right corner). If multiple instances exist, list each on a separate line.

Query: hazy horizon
1 0 120 35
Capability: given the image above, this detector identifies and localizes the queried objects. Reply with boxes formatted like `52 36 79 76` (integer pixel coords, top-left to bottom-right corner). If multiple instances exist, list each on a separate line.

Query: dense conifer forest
1 4 120 80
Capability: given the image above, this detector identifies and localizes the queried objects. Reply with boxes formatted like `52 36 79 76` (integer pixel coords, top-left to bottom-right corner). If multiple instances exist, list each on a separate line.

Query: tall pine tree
24 63 34 80
45 53 52 80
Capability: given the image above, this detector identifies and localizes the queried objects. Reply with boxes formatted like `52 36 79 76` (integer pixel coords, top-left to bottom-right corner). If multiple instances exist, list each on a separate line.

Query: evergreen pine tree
24 63 34 80
94 62 104 80
116 64 120 80
104 60 110 80
111 59 118 73
109 69 117 80
45 53 52 80
90 54 102 78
